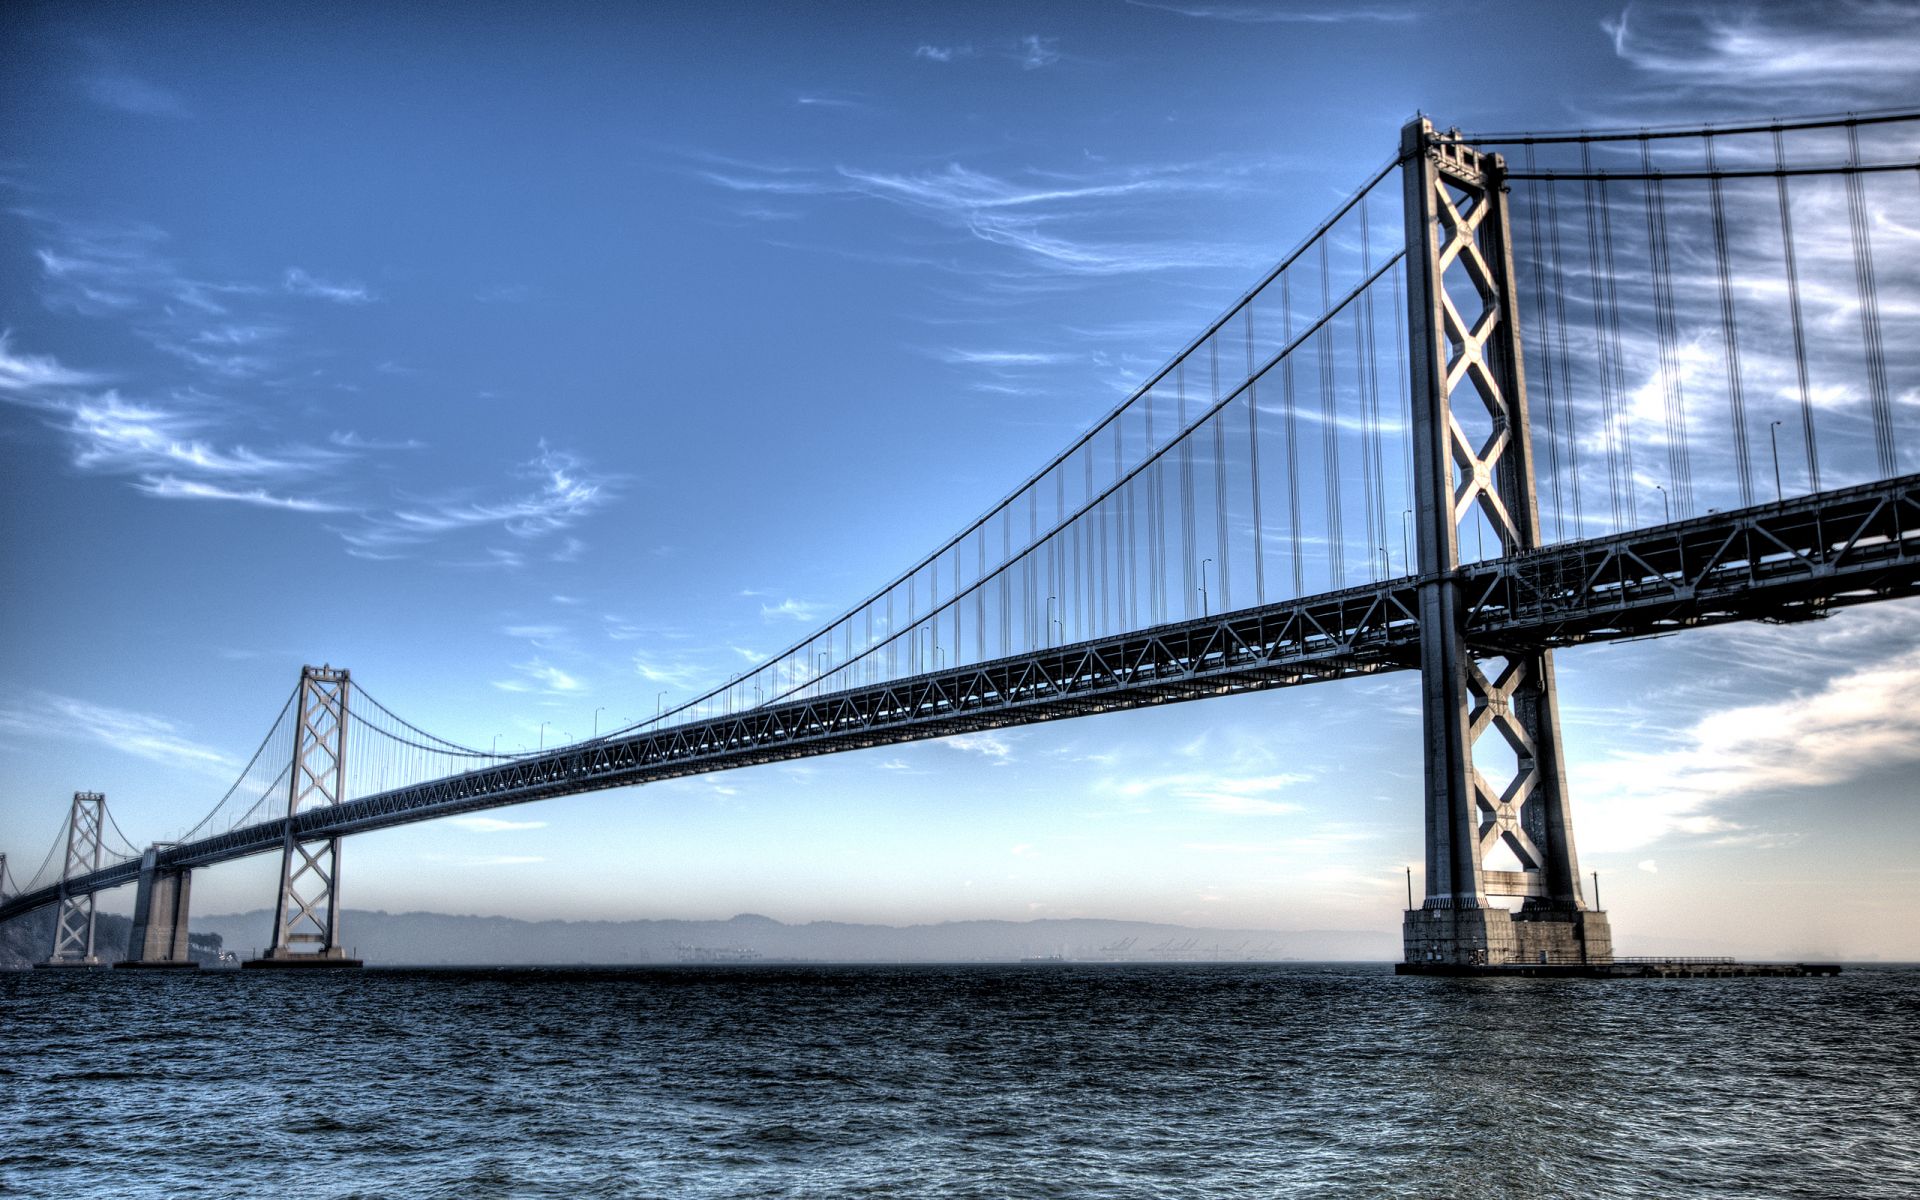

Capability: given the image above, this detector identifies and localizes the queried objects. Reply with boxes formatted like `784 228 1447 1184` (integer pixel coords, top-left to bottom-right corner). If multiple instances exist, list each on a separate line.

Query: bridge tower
1399 118 1611 968
39 791 106 968
249 665 361 967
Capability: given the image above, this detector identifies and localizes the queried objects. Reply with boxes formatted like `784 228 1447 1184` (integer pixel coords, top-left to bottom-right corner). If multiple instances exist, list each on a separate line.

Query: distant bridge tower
1400 118 1610 967
40 791 106 968
251 665 361 967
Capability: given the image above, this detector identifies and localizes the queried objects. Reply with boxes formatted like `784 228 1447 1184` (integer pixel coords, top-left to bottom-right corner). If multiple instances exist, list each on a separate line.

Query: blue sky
4 1 1919 958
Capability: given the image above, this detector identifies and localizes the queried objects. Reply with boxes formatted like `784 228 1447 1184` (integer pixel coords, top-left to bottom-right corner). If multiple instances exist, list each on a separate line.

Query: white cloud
946 733 1014 760
634 658 706 688
1579 638 1920 853
492 660 585 695
83 72 188 118
1602 3 1920 101
1122 771 1309 814
343 443 613 554
448 816 548 833
0 331 106 392
0 692 236 779
761 597 823 622
1126 2 1413 22
1638 859 1658 873
132 475 347 513
283 267 375 304
1017 35 1060 69
913 44 973 62
939 349 1074 366
693 155 1270 277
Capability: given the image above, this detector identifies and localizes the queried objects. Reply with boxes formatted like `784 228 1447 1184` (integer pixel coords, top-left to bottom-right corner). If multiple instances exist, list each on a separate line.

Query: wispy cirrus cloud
1016 35 1060 69
492 660 586 695
1602 2 1920 103
339 443 614 559
0 339 353 513
692 154 1271 277
0 331 107 391
1125 1 1414 23
448 816 548 833
283 267 376 304
937 348 1075 366
760 597 823 622
0 691 236 778
131 475 348 512
913 43 973 62
82 70 189 118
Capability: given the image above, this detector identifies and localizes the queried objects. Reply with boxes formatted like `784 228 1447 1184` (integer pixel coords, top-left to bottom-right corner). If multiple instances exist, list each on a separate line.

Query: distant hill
0 908 226 969
189 910 1399 966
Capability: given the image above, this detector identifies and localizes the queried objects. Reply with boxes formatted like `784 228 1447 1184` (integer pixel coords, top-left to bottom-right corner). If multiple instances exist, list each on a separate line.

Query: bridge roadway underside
4 473 1917 923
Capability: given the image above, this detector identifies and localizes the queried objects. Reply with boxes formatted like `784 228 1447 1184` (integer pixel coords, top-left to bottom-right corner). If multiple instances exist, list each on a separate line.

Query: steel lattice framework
263 666 351 961
3 472 1913 928
4 110 1920 972
48 792 106 964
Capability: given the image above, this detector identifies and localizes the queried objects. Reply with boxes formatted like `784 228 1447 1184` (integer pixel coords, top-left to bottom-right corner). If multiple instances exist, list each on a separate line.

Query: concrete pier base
33 958 106 969
1403 906 1613 968
121 850 196 968
1397 960 1840 979
244 948 363 969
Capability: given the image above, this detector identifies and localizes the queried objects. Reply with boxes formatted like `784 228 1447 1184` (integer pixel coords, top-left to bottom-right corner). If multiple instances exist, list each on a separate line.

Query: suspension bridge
4 112 1918 971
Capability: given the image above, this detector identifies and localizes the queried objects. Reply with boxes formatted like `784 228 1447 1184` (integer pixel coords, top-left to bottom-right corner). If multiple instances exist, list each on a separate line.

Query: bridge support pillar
1400 118 1609 969
116 847 198 968
247 665 362 969
38 791 107 969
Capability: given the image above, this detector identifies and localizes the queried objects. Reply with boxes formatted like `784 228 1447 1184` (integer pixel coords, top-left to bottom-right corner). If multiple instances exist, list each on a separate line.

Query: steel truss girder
5 474 1918 926
266 665 349 958
49 791 105 963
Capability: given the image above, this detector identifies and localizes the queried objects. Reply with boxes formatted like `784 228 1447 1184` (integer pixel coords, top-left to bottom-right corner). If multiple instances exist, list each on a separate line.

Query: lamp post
538 721 549 751
593 707 605 739
1045 595 1058 647
491 734 500 756
1378 545 1390 581
656 691 667 724
1769 420 1784 503
1401 509 1412 574
1199 557 1212 617
1654 483 1670 524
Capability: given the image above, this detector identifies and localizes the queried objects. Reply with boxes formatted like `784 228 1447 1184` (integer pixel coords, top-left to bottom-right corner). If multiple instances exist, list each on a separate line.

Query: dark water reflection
3 963 1916 1197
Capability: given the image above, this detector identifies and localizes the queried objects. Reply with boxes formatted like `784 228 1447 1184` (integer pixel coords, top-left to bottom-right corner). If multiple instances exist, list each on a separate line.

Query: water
3 963 1916 1198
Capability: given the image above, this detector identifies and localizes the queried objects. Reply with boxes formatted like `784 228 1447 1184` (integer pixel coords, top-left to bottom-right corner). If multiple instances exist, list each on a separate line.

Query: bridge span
6 109 1920 971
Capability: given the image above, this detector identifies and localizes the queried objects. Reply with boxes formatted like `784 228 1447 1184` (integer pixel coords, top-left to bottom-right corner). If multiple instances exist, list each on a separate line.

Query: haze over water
4 963 1916 1198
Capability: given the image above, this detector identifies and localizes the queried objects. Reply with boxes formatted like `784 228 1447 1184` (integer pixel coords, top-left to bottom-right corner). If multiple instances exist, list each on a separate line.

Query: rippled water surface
3 963 1917 1197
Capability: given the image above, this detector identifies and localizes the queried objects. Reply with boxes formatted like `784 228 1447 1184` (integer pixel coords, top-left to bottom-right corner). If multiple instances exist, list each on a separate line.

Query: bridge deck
4 472 1915 925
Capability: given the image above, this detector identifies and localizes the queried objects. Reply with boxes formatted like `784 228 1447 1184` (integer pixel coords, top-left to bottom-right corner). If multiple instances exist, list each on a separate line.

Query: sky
3 1 1919 959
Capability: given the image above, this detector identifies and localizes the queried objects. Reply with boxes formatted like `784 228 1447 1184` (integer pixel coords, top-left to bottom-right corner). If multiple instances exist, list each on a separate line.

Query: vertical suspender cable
1844 124 1897 478
1318 237 1344 586
1597 175 1638 523
1178 364 1197 618
1246 308 1267 603
1642 139 1694 517
1705 135 1755 508
1523 148 1567 540
1545 178 1583 539
1356 197 1383 573
1774 128 1821 494
1211 338 1232 612
1581 144 1627 530
1283 270 1304 597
